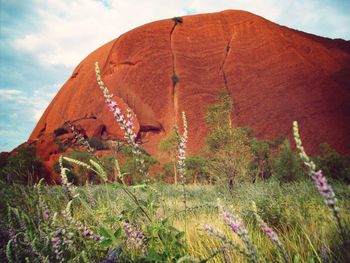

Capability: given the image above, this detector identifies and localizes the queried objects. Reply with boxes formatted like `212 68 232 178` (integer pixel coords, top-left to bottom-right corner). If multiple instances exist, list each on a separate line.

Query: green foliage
162 161 176 177
0 152 8 167
66 150 99 184
159 130 179 184
53 158 80 185
250 138 274 181
0 146 44 184
185 155 210 184
2 183 104 262
53 127 68 137
159 130 178 156
88 137 108 150
118 142 136 156
314 143 350 184
121 154 158 183
99 154 117 180
273 139 305 183
54 137 67 151
205 90 232 131
205 91 254 185
1 181 349 262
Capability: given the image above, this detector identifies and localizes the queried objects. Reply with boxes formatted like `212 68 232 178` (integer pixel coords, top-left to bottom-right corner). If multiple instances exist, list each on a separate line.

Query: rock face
30 10 350 169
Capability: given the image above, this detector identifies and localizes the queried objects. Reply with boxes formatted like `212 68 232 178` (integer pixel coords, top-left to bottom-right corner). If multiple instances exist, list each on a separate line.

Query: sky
1 0 349 152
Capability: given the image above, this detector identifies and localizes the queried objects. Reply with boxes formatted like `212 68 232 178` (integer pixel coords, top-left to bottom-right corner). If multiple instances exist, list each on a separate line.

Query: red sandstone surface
28 10 350 176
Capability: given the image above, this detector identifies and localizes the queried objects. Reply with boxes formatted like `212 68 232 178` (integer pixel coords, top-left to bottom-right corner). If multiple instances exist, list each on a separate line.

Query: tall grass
1 181 349 262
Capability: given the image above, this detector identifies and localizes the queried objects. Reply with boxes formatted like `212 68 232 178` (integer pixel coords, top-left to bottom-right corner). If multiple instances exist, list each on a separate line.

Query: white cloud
0 83 61 122
187 0 284 20
14 0 190 67
32 87 60 121
0 89 22 96
13 0 349 69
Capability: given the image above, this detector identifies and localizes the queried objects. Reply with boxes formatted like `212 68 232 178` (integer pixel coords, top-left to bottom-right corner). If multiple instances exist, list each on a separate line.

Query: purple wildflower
59 156 79 199
223 245 231 263
219 206 258 263
293 121 345 242
108 101 118 112
312 170 336 206
221 209 248 241
203 224 215 235
83 228 93 237
262 224 279 243
321 245 328 263
202 224 249 261
35 179 52 222
51 229 64 261
42 209 51 221
121 222 133 238
126 108 135 130
121 222 146 253
95 62 147 176
102 246 122 263
252 201 287 262
62 200 101 241
66 121 95 154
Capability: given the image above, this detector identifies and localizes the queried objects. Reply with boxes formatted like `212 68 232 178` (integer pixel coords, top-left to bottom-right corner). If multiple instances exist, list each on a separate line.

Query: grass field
1 179 349 262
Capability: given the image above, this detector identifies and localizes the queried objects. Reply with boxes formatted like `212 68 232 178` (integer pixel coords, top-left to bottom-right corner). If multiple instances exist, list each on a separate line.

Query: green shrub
314 143 350 184
53 158 80 185
66 151 99 184
162 161 175 177
250 139 273 181
54 137 67 151
159 130 178 184
121 154 158 183
88 137 108 150
185 155 210 184
273 139 305 183
0 146 45 184
118 142 135 156
0 152 8 168
99 154 118 180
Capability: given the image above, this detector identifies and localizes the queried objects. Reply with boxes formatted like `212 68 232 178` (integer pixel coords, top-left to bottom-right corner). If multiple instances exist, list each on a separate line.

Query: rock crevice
170 20 180 125
220 38 233 96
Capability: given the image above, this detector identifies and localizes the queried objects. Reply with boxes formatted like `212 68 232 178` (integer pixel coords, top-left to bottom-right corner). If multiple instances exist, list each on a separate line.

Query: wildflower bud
293 121 345 243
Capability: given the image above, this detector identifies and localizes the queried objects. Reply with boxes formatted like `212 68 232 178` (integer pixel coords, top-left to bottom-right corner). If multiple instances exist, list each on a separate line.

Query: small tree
273 139 305 183
250 138 273 181
186 155 209 184
121 154 158 184
205 90 253 187
159 130 179 184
